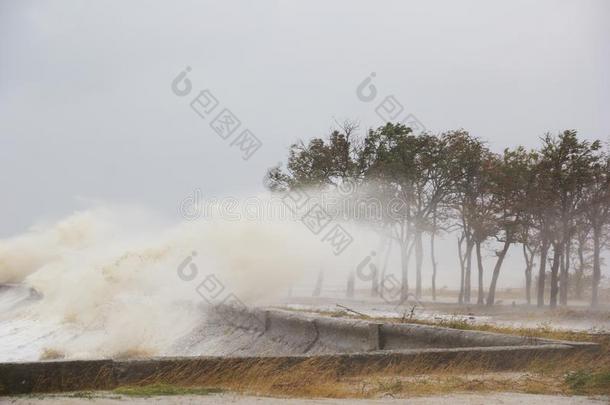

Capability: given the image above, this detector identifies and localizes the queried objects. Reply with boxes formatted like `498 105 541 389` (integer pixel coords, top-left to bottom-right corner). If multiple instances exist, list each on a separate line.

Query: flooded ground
278 292 610 334
1 286 608 402
1 283 609 362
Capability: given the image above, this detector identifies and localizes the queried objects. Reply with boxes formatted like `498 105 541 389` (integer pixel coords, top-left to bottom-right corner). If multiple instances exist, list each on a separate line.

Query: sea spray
0 195 371 360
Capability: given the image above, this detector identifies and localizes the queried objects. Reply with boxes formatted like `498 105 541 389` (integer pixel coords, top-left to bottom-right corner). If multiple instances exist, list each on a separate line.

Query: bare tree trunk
537 238 549 307
549 242 563 308
464 239 474 303
379 239 392 300
525 266 532 305
346 270 355 298
379 268 386 300
476 241 485 305
523 244 533 305
559 236 570 306
370 238 383 297
486 240 511 306
431 231 437 301
313 268 324 297
591 225 601 308
576 236 585 300
415 231 423 299
400 241 410 301
371 266 379 297
458 235 466 304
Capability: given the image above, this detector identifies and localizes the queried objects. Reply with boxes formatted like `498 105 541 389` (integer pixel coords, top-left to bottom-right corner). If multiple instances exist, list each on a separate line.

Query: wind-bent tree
583 152 610 307
444 131 489 304
429 203 455 301
537 131 602 308
360 124 455 299
517 151 542 305
469 153 499 305
267 122 609 307
485 147 533 306
265 121 363 297
573 221 592 301
527 151 553 308
358 123 418 300
405 133 454 299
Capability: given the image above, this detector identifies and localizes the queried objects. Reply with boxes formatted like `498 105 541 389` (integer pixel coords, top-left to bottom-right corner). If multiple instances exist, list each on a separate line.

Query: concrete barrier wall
0 345 579 395
214 307 381 353
0 359 114 394
215 306 550 352
0 307 598 395
380 323 534 350
209 306 600 354
314 317 372 352
265 311 318 353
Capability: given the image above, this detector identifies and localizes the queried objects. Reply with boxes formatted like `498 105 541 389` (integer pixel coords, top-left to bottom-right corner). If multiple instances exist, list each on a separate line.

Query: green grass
374 378 404 395
564 370 610 395
113 383 223 397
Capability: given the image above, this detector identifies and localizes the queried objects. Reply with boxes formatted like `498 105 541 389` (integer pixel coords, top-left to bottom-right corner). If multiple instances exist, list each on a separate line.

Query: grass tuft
39 348 65 361
113 384 223 397
565 370 610 395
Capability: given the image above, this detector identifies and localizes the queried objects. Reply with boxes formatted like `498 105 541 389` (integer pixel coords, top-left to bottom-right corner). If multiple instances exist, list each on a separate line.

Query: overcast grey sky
1 0 609 236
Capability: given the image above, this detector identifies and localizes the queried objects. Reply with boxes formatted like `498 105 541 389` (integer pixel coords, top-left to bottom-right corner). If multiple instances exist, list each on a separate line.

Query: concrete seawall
0 307 599 395
214 306 597 353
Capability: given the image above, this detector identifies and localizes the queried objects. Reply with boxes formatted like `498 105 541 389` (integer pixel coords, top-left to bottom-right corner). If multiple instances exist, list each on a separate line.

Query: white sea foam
0 198 363 361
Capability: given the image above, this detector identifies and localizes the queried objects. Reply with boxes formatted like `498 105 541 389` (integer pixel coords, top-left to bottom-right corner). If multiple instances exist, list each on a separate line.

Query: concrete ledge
216 306 598 352
381 323 532 349
314 317 371 352
0 307 599 395
0 359 114 395
0 344 582 395
265 311 318 353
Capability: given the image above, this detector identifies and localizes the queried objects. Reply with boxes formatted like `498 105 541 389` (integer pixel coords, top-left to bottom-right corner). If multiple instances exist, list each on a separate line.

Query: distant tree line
265 122 610 308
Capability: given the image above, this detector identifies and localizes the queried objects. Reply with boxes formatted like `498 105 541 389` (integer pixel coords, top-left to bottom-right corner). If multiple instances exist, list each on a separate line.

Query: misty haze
0 1 609 404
